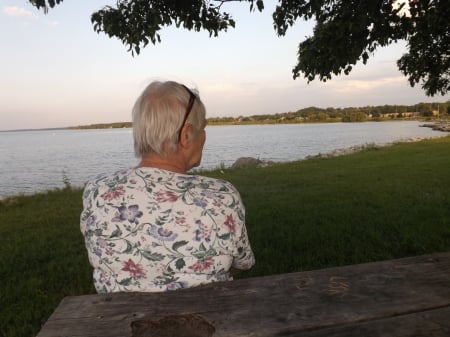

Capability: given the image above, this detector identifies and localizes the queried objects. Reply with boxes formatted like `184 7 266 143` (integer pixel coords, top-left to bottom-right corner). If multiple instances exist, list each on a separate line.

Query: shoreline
420 121 450 132
2 135 448 200
2 118 448 133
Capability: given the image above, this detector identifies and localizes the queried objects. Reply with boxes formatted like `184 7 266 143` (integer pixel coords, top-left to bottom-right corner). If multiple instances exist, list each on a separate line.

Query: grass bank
1 136 450 337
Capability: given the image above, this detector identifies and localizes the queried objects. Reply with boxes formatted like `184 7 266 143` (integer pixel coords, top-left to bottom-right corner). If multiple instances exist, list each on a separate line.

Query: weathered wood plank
37 252 450 337
289 306 450 337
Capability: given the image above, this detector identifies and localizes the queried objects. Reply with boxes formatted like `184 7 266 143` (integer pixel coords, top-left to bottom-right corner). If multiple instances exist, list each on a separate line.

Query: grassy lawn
1 136 450 337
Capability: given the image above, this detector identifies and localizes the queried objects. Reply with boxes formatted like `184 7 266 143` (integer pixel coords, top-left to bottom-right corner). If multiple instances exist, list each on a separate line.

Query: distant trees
207 101 450 124
70 122 132 130
69 101 448 128
342 112 366 123
28 0 449 97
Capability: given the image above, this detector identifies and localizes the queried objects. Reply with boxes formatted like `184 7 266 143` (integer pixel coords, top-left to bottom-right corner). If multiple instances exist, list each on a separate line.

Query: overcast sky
1 0 448 130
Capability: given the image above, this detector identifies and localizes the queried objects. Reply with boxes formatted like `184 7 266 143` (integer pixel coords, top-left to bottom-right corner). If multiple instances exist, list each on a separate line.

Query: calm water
0 121 445 197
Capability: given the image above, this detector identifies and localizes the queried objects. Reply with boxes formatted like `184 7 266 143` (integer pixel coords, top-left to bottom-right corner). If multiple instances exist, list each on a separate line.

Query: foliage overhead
273 0 449 96
29 0 449 96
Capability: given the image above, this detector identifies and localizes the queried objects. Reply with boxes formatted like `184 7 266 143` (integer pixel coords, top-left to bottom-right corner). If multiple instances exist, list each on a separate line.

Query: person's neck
137 153 187 174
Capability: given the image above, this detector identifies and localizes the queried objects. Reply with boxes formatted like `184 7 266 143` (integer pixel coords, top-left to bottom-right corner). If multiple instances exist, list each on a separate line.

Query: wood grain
37 252 450 337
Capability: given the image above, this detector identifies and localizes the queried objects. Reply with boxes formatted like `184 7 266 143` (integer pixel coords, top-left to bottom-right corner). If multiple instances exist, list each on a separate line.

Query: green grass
1 136 450 337
0 189 95 337
209 137 450 277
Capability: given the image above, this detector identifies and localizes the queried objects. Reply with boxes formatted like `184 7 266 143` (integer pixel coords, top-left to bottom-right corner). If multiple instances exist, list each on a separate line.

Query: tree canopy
28 0 449 96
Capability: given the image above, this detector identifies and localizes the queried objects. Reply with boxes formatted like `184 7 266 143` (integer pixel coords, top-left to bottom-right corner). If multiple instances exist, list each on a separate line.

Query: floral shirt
80 167 255 293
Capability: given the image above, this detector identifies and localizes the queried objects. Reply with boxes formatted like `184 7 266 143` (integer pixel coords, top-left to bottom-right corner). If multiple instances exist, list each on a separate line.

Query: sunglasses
178 85 197 141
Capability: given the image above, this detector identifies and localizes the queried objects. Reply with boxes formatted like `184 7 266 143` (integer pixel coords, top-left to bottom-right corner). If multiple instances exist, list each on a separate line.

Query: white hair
132 81 206 157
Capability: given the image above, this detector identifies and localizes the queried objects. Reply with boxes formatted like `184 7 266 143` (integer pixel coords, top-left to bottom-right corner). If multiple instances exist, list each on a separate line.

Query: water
0 121 445 197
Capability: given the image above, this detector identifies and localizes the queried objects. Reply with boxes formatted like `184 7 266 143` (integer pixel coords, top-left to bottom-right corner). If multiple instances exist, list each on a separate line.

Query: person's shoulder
85 167 133 187
189 174 239 193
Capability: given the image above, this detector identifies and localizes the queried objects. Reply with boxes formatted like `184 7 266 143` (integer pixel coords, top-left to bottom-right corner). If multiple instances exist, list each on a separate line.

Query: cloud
3 6 37 19
333 75 406 94
3 5 58 27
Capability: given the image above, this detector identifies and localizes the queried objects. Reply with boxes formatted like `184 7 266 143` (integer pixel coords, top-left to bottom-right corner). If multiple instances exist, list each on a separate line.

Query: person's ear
179 124 193 148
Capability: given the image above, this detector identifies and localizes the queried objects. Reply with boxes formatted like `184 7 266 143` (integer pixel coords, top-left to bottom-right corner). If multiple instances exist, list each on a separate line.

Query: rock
231 157 275 169
232 157 262 169
420 122 450 132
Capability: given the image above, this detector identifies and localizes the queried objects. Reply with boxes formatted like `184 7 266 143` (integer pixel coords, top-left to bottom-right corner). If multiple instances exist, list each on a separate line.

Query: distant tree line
208 101 450 125
69 122 132 130
71 101 449 129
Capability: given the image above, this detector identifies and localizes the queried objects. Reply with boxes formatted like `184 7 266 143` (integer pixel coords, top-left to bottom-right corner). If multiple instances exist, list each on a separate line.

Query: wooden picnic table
37 252 450 337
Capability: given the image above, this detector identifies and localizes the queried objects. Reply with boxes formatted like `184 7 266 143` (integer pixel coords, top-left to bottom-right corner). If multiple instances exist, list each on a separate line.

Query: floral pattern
80 167 255 293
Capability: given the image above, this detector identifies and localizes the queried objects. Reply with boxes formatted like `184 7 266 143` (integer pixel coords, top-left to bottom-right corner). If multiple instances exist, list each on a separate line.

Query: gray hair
132 81 206 157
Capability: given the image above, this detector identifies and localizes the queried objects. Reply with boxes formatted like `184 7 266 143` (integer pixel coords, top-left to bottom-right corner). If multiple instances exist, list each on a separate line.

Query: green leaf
122 241 133 254
118 277 132 286
172 240 188 252
110 225 122 238
191 241 210 259
191 250 206 259
218 233 231 240
256 0 264 11
175 258 186 270
141 250 164 261
206 247 217 257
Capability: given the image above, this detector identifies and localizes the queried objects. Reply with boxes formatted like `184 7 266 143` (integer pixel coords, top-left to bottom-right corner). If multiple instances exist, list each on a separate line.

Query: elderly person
80 81 255 293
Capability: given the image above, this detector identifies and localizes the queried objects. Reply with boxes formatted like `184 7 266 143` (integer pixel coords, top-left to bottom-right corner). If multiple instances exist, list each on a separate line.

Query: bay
0 121 445 198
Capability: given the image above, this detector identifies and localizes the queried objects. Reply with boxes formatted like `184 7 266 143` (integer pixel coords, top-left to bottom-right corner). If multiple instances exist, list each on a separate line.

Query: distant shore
2 99 448 132
2 117 448 133
67 117 446 131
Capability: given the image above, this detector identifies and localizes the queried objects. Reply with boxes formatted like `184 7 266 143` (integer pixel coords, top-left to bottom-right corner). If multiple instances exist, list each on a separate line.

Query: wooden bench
36 252 450 336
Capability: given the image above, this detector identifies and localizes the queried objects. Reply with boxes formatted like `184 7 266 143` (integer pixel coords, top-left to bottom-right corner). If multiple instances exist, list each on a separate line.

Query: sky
1 0 449 131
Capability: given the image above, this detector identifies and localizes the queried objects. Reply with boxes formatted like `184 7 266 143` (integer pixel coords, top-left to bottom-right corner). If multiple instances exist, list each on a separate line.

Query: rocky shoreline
231 136 443 169
420 121 450 132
